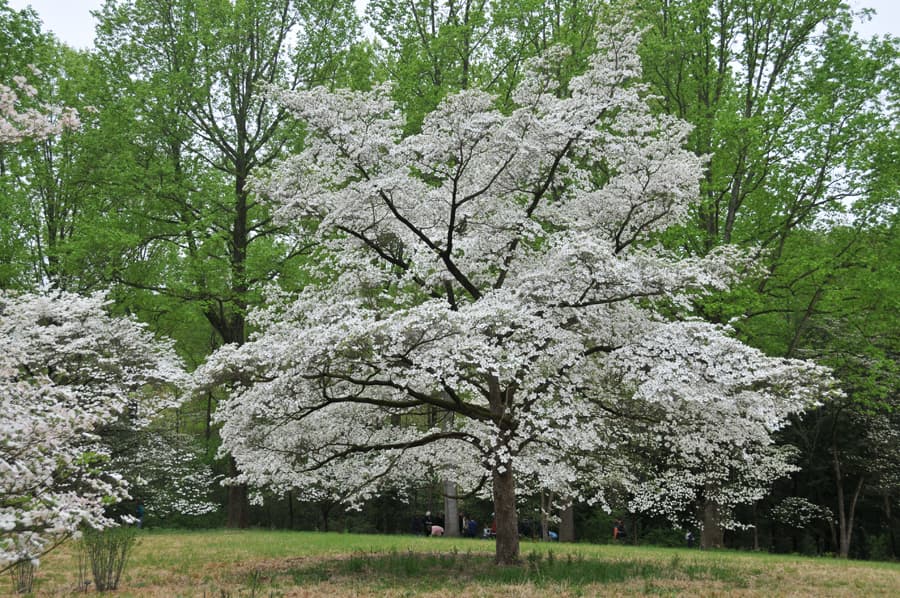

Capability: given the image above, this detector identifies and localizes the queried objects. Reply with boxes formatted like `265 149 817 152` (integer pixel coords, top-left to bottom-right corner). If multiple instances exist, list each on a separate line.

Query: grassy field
20 529 900 597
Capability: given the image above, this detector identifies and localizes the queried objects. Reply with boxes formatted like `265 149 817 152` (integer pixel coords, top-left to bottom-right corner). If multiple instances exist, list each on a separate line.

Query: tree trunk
287 491 294 530
752 502 760 551
439 406 460 537
837 476 864 558
885 493 897 560
226 456 249 529
443 480 460 537
492 464 520 565
559 502 575 542
540 490 553 541
701 498 724 549
320 502 333 532
833 443 864 558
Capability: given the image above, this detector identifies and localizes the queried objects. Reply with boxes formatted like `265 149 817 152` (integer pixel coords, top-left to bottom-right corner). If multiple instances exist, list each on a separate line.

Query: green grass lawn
23 529 900 596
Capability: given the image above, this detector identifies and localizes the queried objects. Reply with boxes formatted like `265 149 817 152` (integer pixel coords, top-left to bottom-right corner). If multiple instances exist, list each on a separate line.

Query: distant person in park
685 530 695 548
467 517 478 538
424 511 433 536
613 519 627 541
430 524 444 537
136 501 145 529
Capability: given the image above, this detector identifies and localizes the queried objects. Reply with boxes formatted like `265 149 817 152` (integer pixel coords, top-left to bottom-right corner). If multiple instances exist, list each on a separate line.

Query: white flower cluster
0 70 80 145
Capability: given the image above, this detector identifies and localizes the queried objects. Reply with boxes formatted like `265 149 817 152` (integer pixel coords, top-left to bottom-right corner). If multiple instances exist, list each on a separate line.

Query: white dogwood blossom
197 20 830 564
0 291 185 567
0 70 79 145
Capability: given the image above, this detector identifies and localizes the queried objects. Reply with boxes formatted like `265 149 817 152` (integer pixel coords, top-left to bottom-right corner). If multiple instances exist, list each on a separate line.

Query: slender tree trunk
559 501 575 542
833 443 864 558
885 493 897 559
540 490 554 541
827 515 838 553
492 464 520 565
287 491 294 530
701 497 724 549
837 477 864 558
320 503 332 532
752 502 760 551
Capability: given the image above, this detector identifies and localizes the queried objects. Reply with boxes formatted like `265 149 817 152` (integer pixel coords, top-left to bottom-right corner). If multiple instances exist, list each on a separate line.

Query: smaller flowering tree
604 321 837 547
0 291 185 569
108 428 220 520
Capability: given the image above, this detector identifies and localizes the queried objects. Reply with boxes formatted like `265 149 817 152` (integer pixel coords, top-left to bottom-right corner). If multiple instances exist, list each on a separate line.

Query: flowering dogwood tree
108 428 220 520
607 321 835 547
196 21 830 564
0 291 185 569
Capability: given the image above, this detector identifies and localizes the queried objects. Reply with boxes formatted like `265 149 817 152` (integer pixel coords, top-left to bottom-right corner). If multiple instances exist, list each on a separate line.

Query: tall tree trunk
320 502 332 532
701 497 724 549
559 501 575 542
492 464 520 565
443 480 460 537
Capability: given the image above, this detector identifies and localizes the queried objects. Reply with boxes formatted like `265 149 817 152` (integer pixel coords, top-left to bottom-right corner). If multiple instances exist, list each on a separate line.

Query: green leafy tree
92 0 364 527
630 0 898 551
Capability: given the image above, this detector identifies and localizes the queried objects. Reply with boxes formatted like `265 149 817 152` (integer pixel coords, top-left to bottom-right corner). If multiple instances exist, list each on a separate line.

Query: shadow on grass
284 548 747 591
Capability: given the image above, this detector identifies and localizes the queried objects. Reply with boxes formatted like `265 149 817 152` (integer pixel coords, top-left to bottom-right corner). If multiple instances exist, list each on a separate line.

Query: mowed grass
22 529 900 597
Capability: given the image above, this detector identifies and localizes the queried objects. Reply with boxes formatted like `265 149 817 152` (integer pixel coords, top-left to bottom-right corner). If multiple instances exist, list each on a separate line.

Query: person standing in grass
613 519 627 541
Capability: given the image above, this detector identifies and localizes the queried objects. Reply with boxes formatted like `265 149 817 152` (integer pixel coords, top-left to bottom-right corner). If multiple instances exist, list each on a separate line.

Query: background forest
1 0 897 564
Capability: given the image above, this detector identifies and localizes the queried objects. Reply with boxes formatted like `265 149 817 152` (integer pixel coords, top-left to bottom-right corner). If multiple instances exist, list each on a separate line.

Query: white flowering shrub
196 19 833 564
771 497 834 529
0 291 185 568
